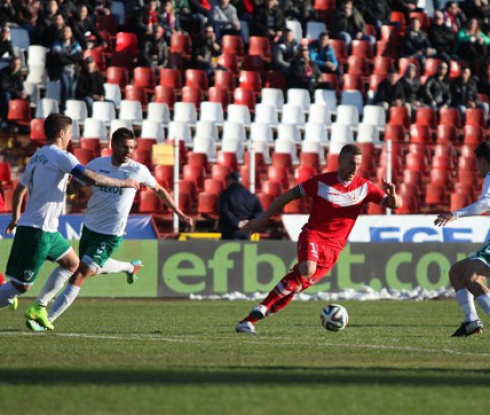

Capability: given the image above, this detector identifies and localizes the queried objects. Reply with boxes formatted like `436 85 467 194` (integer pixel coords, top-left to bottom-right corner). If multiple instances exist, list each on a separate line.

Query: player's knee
298 261 317 279
463 271 482 286
12 281 29 293
448 264 464 286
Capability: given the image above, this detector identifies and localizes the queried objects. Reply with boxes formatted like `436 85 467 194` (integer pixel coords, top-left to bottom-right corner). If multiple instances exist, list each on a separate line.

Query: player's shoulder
312 171 337 183
126 158 149 172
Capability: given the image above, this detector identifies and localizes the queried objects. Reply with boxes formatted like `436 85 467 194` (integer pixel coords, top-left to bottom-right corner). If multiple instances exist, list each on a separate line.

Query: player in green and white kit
0 114 140 329
26 128 192 330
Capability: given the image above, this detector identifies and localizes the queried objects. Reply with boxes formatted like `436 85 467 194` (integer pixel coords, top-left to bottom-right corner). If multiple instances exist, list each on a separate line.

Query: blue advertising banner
0 214 158 240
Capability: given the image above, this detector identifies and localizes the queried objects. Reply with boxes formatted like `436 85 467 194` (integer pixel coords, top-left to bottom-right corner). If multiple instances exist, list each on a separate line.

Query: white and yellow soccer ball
320 304 349 332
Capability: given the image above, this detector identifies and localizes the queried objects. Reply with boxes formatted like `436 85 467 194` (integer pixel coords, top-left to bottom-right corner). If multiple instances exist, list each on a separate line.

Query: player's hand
238 220 249 229
382 178 396 196
180 214 193 226
241 218 262 234
6 219 17 235
434 212 456 227
122 179 140 190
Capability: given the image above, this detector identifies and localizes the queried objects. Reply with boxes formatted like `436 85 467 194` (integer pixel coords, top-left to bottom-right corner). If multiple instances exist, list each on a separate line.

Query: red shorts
295 229 341 289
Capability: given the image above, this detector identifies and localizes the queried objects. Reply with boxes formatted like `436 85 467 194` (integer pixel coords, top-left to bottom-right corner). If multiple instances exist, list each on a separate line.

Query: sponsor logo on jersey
23 270 34 281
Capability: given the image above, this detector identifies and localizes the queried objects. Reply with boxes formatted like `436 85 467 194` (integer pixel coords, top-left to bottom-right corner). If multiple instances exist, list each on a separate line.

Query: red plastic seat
390 11 406 35
439 107 462 128
300 152 321 171
458 156 478 172
73 147 95 165
133 66 156 90
271 153 293 172
436 125 458 143
264 70 288 90
380 24 401 44
125 85 148 106
243 55 264 72
170 32 192 57
217 152 238 171
403 169 424 187
320 73 340 93
405 152 428 173
197 192 218 216
376 40 398 58
415 108 437 128
396 194 419 214
183 164 206 190
432 156 454 172
425 58 443 77
351 40 373 59
398 57 420 76
214 70 235 90
0 162 11 184
178 189 194 215
233 87 256 110
153 85 176 109
450 191 471 212
240 165 262 189
211 164 231 183
330 39 348 63
342 74 364 93
222 35 244 57
425 183 448 206
110 51 135 70
217 54 239 75
239 70 262 94
347 55 369 76
366 202 386 215
159 68 183 89
449 59 462 79
244 152 266 171
187 152 209 172
208 87 231 109
106 66 128 88
313 0 336 10
257 192 274 210
463 125 484 143
326 153 339 172
80 138 101 156
389 106 410 129
138 188 160 213
384 124 405 141
8 100 31 125
410 11 430 31
182 86 204 108
204 178 224 196
179 179 198 205
84 47 106 71
268 165 290 189
185 69 208 90
410 124 432 143
132 148 152 168
30 118 47 142
294 165 317 184
137 138 157 152
248 36 271 61
261 180 283 198
369 74 387 94
154 165 174 189
466 108 485 127
373 56 394 76
115 32 138 55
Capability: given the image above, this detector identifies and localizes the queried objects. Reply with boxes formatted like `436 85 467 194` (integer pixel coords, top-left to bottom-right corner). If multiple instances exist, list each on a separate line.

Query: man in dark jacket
333 0 375 50
373 68 404 111
70 4 105 50
0 24 14 69
0 57 28 125
218 171 263 240
252 0 286 42
140 24 169 69
428 11 457 61
273 28 299 74
288 46 322 97
451 66 488 121
422 61 452 109
75 56 105 116
354 0 391 30
404 17 436 71
192 24 221 76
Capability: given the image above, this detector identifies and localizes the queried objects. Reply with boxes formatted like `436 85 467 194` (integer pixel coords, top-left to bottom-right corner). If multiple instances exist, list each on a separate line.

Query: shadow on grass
1 367 490 387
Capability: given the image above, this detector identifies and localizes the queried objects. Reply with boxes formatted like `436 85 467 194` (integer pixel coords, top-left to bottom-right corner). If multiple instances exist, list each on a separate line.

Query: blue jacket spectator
308 32 339 76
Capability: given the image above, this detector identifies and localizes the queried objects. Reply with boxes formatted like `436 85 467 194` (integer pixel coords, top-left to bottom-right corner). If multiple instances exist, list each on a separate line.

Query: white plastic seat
23 82 40 106
221 137 244 162
35 98 59 118
111 1 125 24
417 0 435 17
357 123 380 143
250 140 271 164
71 119 80 143
110 119 132 136
304 122 329 143
141 120 165 141
146 102 170 125
254 103 278 126
92 101 116 125
27 45 47 66
315 89 337 113
308 103 332 126
195 121 219 142
341 90 364 116
336 105 360 129
250 122 274 143
274 139 299 164
227 104 251 126
306 21 327 40
65 100 88 123
118 100 143 124
261 88 284 111
330 123 354 143
301 140 326 164
199 101 224 124
167 121 192 144
222 121 246 142
104 83 122 108
83 118 106 140
10 27 30 50
173 102 197 124
286 19 303 41
287 89 311 112
281 104 305 126
45 80 61 101
26 64 47 86
193 134 217 162
277 123 301 143
362 105 386 130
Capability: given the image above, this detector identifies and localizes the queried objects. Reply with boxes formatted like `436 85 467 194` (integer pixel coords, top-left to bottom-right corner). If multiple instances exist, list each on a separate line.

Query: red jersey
299 172 387 250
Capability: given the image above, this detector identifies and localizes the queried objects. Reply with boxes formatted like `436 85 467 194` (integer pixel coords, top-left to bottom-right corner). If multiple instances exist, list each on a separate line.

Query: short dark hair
339 143 362 158
319 31 329 38
111 127 135 144
44 113 72 140
474 142 490 163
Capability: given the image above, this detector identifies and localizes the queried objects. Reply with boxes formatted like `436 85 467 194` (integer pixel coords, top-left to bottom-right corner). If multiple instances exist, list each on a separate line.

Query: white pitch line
1 331 489 358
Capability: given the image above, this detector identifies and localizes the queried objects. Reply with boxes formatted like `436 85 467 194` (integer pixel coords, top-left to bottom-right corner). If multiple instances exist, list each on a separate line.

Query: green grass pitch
1 299 490 415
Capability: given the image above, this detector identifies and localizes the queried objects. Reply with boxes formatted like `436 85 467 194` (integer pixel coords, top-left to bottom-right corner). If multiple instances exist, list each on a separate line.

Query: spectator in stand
390 0 418 21
444 1 467 34
70 5 105 50
286 0 313 27
48 25 83 111
75 56 105 117
396 63 423 117
404 17 437 72
0 0 16 25
209 0 241 40
192 24 221 77
135 0 164 38
42 12 66 48
373 68 404 111
16 0 41 35
288 45 322 97
57 0 78 20
455 18 490 68
90 0 112 16
428 11 457 62
218 171 263 241
174 0 206 31
461 0 490 33
272 28 299 74
140 24 169 69
252 0 286 43
161 0 182 41
0 57 28 127
353 0 391 32
0 24 14 69
422 61 452 110
34 0 59 46
308 31 340 77
451 66 488 122
333 0 375 51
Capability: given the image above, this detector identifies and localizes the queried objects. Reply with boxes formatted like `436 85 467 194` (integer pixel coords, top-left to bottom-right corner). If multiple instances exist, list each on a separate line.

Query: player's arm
72 165 140 190
381 178 402 210
151 183 193 226
435 196 490 227
6 182 27 235
241 186 303 234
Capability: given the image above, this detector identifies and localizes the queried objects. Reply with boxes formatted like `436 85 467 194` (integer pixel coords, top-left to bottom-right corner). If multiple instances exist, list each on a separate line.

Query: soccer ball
320 304 349 332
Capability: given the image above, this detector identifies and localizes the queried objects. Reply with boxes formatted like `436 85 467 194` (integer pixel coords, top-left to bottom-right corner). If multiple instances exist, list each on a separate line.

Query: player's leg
98 258 143 284
0 272 18 311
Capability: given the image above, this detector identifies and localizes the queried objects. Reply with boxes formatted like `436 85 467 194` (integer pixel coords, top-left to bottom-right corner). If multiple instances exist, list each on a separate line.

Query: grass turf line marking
1 332 489 357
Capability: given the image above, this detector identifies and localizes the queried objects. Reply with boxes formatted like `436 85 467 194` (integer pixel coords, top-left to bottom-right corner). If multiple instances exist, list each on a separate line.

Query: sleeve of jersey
299 178 317 197
140 166 157 188
19 164 32 188
62 151 85 175
453 174 490 218
364 182 387 205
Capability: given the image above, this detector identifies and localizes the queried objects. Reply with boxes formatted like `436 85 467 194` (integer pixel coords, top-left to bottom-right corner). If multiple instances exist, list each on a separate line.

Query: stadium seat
35 98 59 119
197 192 219 216
362 105 386 130
167 121 192 144
221 138 245 163
181 86 204 109
465 108 485 127
204 179 225 196
464 125 485 144
214 70 235 90
147 102 170 125
133 67 156 91
415 107 437 128
384 124 405 141
304 122 328 143
92 101 116 125
211 164 231 183
268 165 290 189
432 155 454 172
261 180 283 198
110 119 132 136
308 103 331 126
336 105 359 129
25 64 48 86
425 183 448 207
106 66 129 88
217 54 239 75
133 148 152 168
195 120 219 141
330 123 354 142
159 68 183 89
263 70 288 90
347 55 369 76
73 147 95 165
119 100 143 124
188 151 209 172
436 125 458 143
141 120 164 141
357 123 380 143
64 100 88 123
405 152 428 173
261 88 285 110
306 21 327 40
137 138 157 154
250 122 274 143
222 121 246 142
249 140 272 165
178 179 198 207
83 118 106 141
242 55 264 72
330 39 348 65
395 194 419 214
221 35 245 57
248 36 271 61
125 85 148 107
281 104 305 127
193 134 217 161
138 188 160 213
185 69 208 90
376 40 398 59
424 58 443 77
208 87 231 109
352 40 373 59
116 32 138 55
287 89 311 112
301 140 326 165
227 104 251 125
154 165 174 189
314 89 337 112
254 104 279 126
183 164 206 190
439 107 462 128
110 51 135 70
103 83 122 108
342 74 364 94
389 106 410 129
169 32 192 58
30 118 46 142
174 102 198 124
84 47 106 72
373 56 394 76
450 191 471 212
238 70 262 95
340 90 364 115
286 19 303 41
274 139 299 164
200 102 224 124
233 88 256 111
398 57 420 76
153 85 176 109
277 123 301 143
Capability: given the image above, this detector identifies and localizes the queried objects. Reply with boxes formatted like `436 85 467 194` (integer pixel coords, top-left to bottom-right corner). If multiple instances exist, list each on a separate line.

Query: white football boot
235 321 258 335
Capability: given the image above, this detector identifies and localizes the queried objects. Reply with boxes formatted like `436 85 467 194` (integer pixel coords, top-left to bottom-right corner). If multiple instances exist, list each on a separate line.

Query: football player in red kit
236 143 402 334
